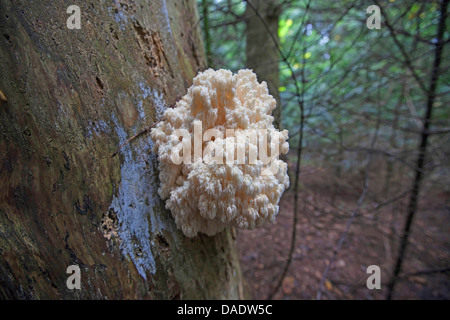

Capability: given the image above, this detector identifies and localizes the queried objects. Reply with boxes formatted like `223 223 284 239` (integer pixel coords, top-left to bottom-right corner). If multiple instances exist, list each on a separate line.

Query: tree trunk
245 0 281 129
0 0 245 299
201 0 212 68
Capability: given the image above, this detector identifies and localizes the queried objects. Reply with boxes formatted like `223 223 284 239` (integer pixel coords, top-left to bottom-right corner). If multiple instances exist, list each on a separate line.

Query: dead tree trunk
0 0 245 299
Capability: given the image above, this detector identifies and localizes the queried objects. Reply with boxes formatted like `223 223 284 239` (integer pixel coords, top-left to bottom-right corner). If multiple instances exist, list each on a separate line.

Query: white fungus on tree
151 69 289 237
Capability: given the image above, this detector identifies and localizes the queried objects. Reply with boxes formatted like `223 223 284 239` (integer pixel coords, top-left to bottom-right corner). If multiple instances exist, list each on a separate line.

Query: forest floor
236 164 450 300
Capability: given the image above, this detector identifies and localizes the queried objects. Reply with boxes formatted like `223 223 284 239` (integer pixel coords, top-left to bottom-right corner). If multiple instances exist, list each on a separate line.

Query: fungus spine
151 69 289 237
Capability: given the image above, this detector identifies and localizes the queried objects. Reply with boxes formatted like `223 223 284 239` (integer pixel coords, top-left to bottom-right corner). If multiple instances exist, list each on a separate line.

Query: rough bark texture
0 0 245 299
245 0 281 129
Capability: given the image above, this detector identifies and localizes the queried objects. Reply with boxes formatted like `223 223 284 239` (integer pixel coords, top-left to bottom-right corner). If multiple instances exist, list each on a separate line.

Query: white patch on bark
109 113 164 279
138 82 166 120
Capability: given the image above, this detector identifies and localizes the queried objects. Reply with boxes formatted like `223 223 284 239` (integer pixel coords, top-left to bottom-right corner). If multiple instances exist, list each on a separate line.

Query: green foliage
199 0 247 70
198 0 449 174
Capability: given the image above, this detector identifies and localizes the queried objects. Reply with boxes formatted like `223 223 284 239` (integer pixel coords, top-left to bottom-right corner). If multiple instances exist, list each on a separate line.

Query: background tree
245 0 282 129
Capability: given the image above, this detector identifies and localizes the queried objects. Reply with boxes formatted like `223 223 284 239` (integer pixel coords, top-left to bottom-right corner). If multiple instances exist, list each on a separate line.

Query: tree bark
245 0 281 129
0 0 245 299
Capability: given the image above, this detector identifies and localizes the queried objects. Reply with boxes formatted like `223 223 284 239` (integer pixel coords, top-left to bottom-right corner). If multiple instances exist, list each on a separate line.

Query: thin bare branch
386 0 448 300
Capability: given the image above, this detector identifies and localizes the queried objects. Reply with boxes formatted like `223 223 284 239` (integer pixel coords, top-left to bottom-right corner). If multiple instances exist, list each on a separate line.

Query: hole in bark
156 234 170 248
96 76 104 90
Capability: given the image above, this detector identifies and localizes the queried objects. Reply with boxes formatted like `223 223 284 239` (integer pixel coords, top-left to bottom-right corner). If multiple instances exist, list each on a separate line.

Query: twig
111 96 180 158
374 0 428 95
265 24 307 300
315 173 370 298
316 162 369 300
202 0 213 68
285 0 312 60
403 267 450 278
246 0 308 300
316 84 384 300
111 120 162 158
386 0 448 300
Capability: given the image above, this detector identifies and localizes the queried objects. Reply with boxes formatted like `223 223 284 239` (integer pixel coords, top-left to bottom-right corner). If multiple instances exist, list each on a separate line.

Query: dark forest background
197 0 449 299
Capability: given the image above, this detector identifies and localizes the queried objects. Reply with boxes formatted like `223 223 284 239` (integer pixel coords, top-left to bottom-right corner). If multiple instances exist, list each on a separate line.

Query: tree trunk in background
201 0 212 68
245 0 281 129
0 0 245 299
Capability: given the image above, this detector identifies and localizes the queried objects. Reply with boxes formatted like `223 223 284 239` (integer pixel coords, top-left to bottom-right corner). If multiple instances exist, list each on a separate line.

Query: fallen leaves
282 276 295 295
236 166 449 300
325 280 333 291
